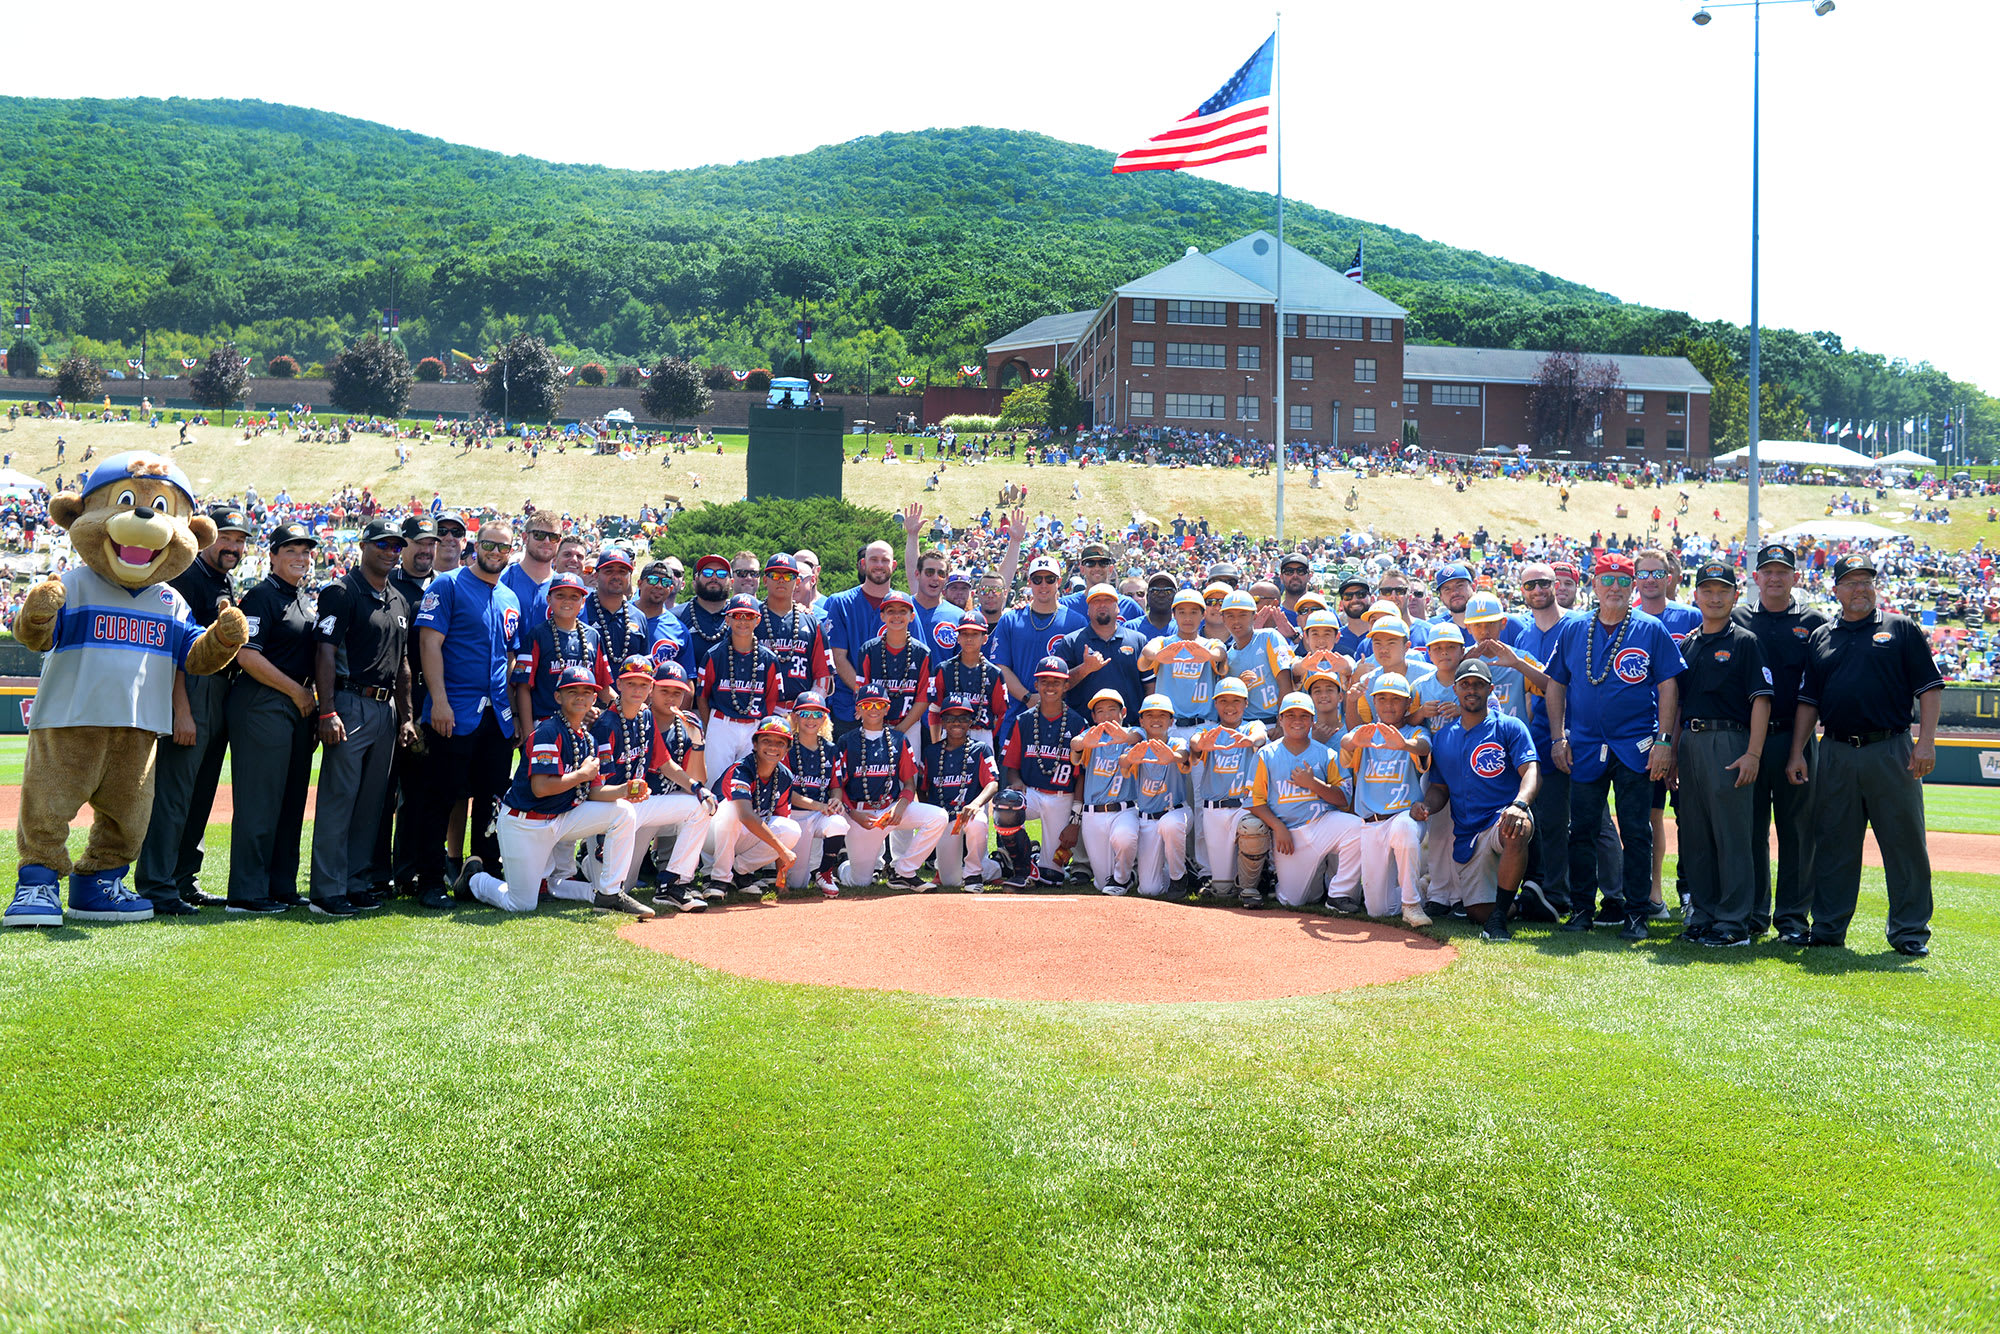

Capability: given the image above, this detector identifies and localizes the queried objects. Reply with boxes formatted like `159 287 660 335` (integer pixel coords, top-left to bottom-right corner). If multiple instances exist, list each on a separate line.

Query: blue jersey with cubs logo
932 655 1008 732
700 639 783 722
757 603 829 710
999 704 1088 792
1650 601 1704 646
920 739 997 813
913 598 968 661
590 706 655 787
834 728 917 806
504 715 595 815
1430 711 1536 862
988 603 1087 696
413 566 521 738
716 758 794 820
648 615 690 677
786 735 840 806
857 634 932 726
582 593 648 667
512 619 610 722
1544 609 1684 782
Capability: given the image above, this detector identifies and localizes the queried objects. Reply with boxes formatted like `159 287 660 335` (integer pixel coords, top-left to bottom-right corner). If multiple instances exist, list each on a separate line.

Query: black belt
1201 798 1243 809
339 681 395 703
1362 810 1406 823
1137 809 1169 821
1175 715 1209 727
1828 728 1902 747
1683 718 1747 734
1083 802 1128 813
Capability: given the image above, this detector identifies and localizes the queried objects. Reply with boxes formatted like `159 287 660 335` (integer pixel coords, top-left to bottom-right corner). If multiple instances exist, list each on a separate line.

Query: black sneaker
706 876 736 901
962 876 985 894
416 887 454 910
225 899 288 915
887 872 931 893
1702 928 1752 948
1618 915 1650 942
1893 940 1930 958
1325 897 1364 916
650 875 686 908
452 858 483 903
592 889 656 919
1676 925 1714 945
182 888 224 908
349 889 386 910
1516 880 1561 922
1480 913 1513 942
1775 929 1811 947
271 889 306 909
309 896 359 918
149 896 198 916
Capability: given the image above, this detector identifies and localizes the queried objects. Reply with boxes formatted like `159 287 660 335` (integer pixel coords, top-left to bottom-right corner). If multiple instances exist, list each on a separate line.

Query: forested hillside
0 96 1987 447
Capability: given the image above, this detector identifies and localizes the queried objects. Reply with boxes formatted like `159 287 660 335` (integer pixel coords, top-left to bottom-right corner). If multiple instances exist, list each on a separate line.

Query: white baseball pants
704 716 759 788
1022 788 1074 871
1272 810 1364 909
839 802 949 885
1080 808 1139 891
1159 805 1253 890
784 809 850 888
934 814 999 887
471 800 638 912
1356 812 1425 916
1133 811 1176 897
709 803 803 878
624 792 712 888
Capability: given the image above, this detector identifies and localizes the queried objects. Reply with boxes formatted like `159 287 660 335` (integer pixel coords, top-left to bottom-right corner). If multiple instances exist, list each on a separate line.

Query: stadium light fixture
1693 9 1712 23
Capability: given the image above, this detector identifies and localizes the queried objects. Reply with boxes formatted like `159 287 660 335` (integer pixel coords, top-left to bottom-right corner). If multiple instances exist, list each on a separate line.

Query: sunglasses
1521 579 1554 590
526 529 560 541
438 527 466 538
477 540 513 554
732 569 758 578
696 565 729 576
1029 575 1059 585
1635 569 1669 580
642 574 672 586
1082 558 1113 567
1597 575 1634 587
1378 586 1407 595
369 539 407 552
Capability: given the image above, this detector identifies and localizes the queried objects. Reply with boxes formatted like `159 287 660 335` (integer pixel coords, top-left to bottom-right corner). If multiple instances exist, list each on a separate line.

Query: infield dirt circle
620 894 1458 1003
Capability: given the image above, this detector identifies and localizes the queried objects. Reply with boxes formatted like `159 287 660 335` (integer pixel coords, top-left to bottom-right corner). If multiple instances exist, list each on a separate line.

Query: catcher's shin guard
1234 813 1270 892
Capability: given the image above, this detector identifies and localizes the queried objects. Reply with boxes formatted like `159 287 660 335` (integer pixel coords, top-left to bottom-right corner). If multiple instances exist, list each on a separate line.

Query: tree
5 336 39 379
744 369 772 393
1647 333 1809 454
267 354 299 378
414 356 445 382
189 343 250 410
52 354 101 400
998 382 1050 427
1526 351 1623 453
327 333 415 417
577 362 606 386
640 355 714 422
1044 366 1084 431
476 333 565 420
649 498 901 595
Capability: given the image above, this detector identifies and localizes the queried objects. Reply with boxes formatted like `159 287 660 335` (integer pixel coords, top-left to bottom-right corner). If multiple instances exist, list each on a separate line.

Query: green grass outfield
2 820 1998 1331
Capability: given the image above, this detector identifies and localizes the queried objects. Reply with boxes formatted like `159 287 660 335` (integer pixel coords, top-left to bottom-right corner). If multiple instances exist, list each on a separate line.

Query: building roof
1207 232 1408 318
1404 346 1712 394
985 310 1096 355
1711 440 1880 470
1115 247 1275 303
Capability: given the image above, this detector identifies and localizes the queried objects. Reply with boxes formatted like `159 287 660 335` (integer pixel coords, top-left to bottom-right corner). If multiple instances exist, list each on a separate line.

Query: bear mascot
5 452 247 927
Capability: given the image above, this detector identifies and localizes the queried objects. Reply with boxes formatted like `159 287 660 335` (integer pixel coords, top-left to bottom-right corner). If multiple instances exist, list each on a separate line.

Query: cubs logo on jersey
932 620 959 653
1046 633 1067 654
1469 740 1509 778
502 607 521 644
1613 647 1651 684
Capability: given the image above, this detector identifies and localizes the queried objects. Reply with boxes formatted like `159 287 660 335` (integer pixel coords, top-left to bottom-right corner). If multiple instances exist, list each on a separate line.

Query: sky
13 0 1996 392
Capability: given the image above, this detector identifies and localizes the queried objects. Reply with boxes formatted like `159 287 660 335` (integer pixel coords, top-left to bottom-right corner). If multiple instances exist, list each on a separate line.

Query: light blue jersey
1078 728 1130 806
1150 637 1220 722
1126 739 1186 815
1226 629 1292 721
32 566 199 734
1340 723 1429 818
1192 725 1261 804
1411 670 1461 735
1252 736 1337 829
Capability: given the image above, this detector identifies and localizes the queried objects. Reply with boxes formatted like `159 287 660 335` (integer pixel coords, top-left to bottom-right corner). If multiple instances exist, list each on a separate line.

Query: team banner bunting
959 365 980 377
471 361 490 374
126 360 146 373
1030 367 1051 379
180 357 198 368
812 372 833 384
557 365 576 376
239 356 252 366
731 370 751 382
896 375 916 387
636 367 652 378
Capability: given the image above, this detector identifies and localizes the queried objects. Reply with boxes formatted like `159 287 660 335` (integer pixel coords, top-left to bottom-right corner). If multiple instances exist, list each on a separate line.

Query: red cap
1550 561 1581 579
1594 552 1635 577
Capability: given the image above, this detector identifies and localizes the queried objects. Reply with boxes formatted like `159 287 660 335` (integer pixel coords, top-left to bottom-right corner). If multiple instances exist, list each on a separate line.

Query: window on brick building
1667 395 1687 415
1130 341 1154 367
1166 300 1226 325
1238 306 1262 328
1294 315 1363 340
1353 407 1376 433
1290 355 1313 380
1666 429 1687 452
1354 358 1377 383
1237 345 1261 370
1626 393 1646 414
1289 404 1313 430
1432 384 1480 407
1402 382 1419 405
1626 427 1646 451
1131 299 1155 323
1129 391 1153 418
1165 393 1225 419
1237 395 1260 421
1166 343 1225 368
1370 318 1393 342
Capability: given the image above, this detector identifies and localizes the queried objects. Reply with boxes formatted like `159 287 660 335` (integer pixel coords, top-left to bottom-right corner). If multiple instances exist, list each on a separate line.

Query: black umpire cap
401 515 437 540
1754 542 1796 569
362 516 406 544
1694 559 1737 587
209 506 251 536
267 522 318 550
1832 552 1878 579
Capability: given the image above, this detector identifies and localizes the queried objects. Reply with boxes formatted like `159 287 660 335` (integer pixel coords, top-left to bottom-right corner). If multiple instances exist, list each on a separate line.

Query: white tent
0 468 47 495
1878 449 1934 465
1710 439 1880 470
602 408 634 425
1767 519 1903 541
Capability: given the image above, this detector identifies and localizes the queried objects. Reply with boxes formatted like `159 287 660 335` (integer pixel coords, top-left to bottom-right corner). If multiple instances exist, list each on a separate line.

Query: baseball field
2 808 1997 1331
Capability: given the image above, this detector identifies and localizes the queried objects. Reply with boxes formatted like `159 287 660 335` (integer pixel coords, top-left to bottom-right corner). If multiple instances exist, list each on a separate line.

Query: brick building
986 231 1710 464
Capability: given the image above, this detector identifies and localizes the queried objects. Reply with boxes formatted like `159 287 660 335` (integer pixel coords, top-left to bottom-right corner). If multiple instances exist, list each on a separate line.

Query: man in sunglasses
987 555 1086 715
1513 561 1581 916
634 561 680 648
433 512 467 573
1059 543 1144 624
1276 551 1315 626
503 517 561 641
728 551 762 600
1543 552 1684 940
674 553 734 673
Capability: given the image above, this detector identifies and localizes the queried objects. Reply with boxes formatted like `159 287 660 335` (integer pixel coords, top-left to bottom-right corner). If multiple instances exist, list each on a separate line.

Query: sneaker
1480 914 1513 942
1560 912 1595 933
814 869 840 898
1702 928 1752 948
1237 888 1263 910
1646 902 1675 922
309 896 359 918
271 888 306 909
887 872 931 893
1402 904 1433 929
4 878 64 929
452 858 484 903
1517 880 1561 922
706 876 736 901
1002 875 1029 892
65 870 156 924
182 887 224 908
681 889 708 913
225 898 289 915
1325 897 1363 916
1775 929 1812 947
962 877 984 894
1100 878 1128 896
148 896 198 917
1618 916 1650 942
416 887 454 910
1449 904 1470 920
592 889 656 919
1675 925 1714 945
350 889 386 910
649 875 686 907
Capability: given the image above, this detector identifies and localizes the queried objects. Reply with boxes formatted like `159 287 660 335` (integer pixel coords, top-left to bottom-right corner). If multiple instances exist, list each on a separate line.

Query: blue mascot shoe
66 867 154 924
5 865 65 928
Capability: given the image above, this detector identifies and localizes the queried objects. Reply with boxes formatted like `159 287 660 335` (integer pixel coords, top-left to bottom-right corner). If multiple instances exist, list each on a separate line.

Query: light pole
1693 0 1836 550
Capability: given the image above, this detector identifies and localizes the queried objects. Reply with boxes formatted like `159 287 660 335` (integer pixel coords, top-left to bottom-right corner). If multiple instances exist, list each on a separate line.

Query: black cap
267 522 318 550
401 514 437 541
362 517 406 543
1832 552 1877 580
1455 657 1494 683
1694 560 1737 587
1206 561 1241 582
1280 550 1312 571
209 506 251 536
1079 541 1114 560
434 510 468 535
1754 542 1795 569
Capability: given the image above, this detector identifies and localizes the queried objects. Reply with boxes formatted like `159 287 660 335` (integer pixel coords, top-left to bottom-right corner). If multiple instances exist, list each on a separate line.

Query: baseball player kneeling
1124 694 1190 898
1247 692 1365 911
922 702 1001 890
464 665 645 916
1339 672 1435 926
707 716 805 902
783 692 850 897
1072 688 1141 894
1422 657 1539 941
834 684 947 891
604 658 716 909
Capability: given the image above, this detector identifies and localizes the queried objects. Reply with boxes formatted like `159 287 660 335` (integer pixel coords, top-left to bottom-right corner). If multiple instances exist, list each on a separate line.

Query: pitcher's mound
620 894 1456 1003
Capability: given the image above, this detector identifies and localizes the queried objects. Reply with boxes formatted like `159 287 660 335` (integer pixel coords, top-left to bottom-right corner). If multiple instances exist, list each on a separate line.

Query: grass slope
1 823 1997 1332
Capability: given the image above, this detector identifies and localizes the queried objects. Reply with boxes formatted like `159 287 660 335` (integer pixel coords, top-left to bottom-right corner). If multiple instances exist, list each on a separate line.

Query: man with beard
1429 562 1516 647
943 570 974 614
675 554 733 671
504 516 560 640
1135 571 1178 643
376 515 439 901
582 546 649 669
635 561 680 652
1058 585 1149 722
757 553 829 713
818 539 899 737
135 506 250 913
1511 561 1580 917
1331 570 1377 661
1060 543 1145 623
1276 551 1315 629
1550 561 1582 611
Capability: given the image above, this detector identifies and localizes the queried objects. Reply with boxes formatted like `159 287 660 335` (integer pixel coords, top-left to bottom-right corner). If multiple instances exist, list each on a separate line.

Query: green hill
0 96 1987 447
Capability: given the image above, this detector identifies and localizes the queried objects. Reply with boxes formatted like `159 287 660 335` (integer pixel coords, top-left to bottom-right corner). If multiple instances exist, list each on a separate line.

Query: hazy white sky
15 0 1995 391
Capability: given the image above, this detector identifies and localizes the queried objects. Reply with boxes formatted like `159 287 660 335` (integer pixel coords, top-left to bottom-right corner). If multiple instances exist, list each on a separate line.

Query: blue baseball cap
548 573 588 597
652 660 692 690
596 545 633 570
791 690 829 714
1034 655 1070 680
724 593 762 618
556 665 599 692
80 451 196 508
856 682 891 705
1434 563 1472 590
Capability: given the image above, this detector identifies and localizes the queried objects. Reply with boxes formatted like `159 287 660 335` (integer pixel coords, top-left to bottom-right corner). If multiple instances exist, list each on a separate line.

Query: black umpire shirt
1731 599 1829 729
169 552 235 628
389 565 432 705
239 573 319 685
1799 609 1944 736
1677 622 1772 726
317 569 410 691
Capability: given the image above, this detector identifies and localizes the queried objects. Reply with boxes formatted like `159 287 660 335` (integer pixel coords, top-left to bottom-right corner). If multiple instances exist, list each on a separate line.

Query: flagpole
1273 12 1286 544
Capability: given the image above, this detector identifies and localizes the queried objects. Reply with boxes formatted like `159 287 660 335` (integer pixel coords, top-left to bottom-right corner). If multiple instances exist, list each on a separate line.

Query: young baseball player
783 690 848 897
1160 676 1268 904
1410 623 1466 911
756 552 830 712
997 656 1088 887
1123 694 1189 898
591 654 717 908
1291 609 1357 697
1346 616 1433 728
1340 673 1434 925
1072 688 1140 893
1303 665 1347 745
1218 589 1294 725
1460 590 1545 727
834 683 947 890
645 660 714 907
464 665 644 915
930 610 1007 751
921 702 1001 890
632 660 716 910
1137 588 1230 742
699 593 784 783
707 716 804 902
1247 692 1365 911
856 590 932 740
510 573 610 729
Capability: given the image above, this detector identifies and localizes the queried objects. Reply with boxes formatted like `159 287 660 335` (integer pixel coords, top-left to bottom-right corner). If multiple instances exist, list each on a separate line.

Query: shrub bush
650 498 901 595
702 364 734 391
6 337 40 379
267 354 300 378
744 369 772 393
939 414 1000 432
414 357 445 382
998 383 1049 427
578 362 607 386
53 355 102 400
615 364 641 388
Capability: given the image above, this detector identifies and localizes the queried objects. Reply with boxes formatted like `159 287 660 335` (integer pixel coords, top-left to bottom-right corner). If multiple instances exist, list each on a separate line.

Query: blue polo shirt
414 566 521 738
1057 622 1150 721
1060 590 1147 625
1544 608 1684 782
1431 710 1537 861
820 582 889 721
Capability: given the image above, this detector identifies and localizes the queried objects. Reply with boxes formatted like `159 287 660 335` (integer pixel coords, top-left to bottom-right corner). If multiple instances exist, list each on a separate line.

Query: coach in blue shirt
822 539 897 734
1057 585 1150 722
409 518 523 906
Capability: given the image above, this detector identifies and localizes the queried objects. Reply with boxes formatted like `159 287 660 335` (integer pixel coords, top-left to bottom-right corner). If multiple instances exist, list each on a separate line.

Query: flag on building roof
1113 35 1274 174
1344 240 1364 283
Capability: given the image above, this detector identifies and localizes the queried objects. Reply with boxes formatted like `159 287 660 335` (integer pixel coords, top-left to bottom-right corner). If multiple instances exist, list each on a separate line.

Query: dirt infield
620 894 1456 1003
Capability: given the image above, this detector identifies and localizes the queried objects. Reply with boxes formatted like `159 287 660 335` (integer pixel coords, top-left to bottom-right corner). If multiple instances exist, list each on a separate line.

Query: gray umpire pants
226 679 316 905
1674 727 1757 935
1809 732 1931 950
310 692 397 902
137 670 231 902
1750 728 1815 935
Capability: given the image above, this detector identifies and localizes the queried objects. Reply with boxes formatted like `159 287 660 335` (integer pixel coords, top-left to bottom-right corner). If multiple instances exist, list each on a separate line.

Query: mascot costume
5 452 247 927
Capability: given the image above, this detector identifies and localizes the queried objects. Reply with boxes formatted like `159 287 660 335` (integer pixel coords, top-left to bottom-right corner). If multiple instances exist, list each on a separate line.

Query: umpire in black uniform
307 517 414 916
1672 560 1772 947
225 523 321 912
1732 542 1828 941
137 505 248 913
1786 551 1944 956
377 514 438 899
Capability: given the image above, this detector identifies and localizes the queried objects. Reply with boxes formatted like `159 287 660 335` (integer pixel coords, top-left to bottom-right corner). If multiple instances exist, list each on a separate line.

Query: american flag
1113 35 1274 174
1344 240 1364 283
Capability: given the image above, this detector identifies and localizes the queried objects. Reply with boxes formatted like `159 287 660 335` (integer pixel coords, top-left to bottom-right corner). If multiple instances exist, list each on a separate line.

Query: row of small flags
1808 406 1973 451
